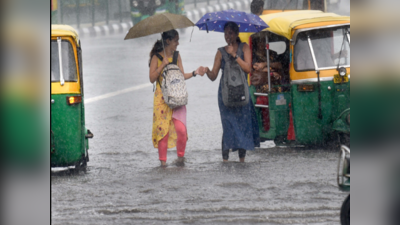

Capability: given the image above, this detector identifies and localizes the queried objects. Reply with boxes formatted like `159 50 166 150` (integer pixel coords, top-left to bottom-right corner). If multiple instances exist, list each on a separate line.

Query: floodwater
51 22 348 224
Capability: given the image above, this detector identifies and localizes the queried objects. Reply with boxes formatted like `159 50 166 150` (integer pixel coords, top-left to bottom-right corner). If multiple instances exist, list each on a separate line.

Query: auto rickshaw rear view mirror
297 84 314 92
66 96 82 105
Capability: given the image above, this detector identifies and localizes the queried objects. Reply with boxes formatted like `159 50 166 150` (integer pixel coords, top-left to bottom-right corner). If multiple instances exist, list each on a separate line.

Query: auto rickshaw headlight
132 0 138 7
347 113 350 125
67 96 82 105
339 67 347 77
155 0 161 6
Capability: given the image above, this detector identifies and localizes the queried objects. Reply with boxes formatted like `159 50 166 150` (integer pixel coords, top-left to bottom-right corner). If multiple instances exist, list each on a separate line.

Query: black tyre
73 152 88 173
340 194 350 225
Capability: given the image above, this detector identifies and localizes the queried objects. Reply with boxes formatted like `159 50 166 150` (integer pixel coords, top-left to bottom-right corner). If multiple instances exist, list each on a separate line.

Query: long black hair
149 29 179 66
224 22 241 44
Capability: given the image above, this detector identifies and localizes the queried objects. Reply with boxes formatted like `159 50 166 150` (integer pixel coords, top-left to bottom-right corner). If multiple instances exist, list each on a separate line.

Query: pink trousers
158 119 187 162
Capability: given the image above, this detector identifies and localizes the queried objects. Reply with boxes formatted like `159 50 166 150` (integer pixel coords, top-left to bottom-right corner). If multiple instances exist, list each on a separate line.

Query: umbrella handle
161 33 167 61
206 19 209 33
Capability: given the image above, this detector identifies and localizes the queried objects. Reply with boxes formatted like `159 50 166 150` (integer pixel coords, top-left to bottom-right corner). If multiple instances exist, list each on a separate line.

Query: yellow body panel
51 82 81 94
51 24 80 46
290 67 351 81
51 26 81 94
239 32 252 44
259 11 350 40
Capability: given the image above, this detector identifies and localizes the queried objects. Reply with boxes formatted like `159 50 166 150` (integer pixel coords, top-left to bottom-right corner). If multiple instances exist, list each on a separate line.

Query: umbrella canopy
124 13 195 40
195 9 268 33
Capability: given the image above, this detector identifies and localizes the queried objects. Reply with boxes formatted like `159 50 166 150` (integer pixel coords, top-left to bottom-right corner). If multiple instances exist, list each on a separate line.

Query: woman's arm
205 50 222 81
149 55 169 83
178 54 200 80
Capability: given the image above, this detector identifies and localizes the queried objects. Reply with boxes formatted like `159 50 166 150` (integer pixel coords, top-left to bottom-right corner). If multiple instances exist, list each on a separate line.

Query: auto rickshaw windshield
51 40 77 82
294 26 350 71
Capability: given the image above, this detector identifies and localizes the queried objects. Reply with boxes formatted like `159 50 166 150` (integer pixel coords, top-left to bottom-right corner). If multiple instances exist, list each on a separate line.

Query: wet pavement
51 28 348 224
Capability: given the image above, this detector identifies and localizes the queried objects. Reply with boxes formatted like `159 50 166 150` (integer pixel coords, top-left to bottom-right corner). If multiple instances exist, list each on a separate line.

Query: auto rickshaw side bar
306 33 323 119
57 37 65 86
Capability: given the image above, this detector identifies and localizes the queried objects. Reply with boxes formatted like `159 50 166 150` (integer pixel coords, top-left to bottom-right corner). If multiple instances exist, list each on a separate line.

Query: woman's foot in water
239 157 245 163
223 159 229 162
174 157 185 167
160 160 167 167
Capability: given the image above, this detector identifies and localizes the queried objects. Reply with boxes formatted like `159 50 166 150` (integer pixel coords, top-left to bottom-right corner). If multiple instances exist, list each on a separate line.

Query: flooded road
51 29 348 224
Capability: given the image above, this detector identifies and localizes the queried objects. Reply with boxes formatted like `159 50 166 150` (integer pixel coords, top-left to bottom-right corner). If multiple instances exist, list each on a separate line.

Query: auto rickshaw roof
260 10 350 40
51 24 80 46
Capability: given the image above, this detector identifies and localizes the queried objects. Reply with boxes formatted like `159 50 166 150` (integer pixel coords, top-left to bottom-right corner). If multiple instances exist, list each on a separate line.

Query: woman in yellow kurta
149 29 204 167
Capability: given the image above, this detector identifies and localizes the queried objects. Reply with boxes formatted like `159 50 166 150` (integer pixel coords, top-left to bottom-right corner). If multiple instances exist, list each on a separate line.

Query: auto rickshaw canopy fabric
51 24 80 46
259 10 350 40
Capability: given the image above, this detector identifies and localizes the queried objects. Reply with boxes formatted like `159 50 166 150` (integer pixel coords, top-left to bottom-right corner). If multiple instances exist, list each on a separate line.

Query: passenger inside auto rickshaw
250 36 287 131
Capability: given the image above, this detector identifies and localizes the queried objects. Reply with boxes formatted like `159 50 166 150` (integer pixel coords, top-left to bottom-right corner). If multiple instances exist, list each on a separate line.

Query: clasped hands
195 66 208 76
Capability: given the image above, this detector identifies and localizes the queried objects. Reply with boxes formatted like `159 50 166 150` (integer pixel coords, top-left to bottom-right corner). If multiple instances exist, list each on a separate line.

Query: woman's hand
195 66 206 76
226 43 235 57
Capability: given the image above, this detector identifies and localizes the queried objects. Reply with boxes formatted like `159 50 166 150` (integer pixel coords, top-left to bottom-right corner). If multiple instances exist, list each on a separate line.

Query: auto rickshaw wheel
340 194 350 225
73 153 88 173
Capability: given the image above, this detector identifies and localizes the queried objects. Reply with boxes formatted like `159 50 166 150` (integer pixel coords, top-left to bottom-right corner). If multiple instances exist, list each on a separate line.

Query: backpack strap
155 52 179 65
155 53 164 89
155 53 163 61
236 42 244 59
218 47 230 62
172 51 179 65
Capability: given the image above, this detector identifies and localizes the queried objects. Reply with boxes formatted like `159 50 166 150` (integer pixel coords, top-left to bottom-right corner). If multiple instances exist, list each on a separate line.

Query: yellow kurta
152 56 177 148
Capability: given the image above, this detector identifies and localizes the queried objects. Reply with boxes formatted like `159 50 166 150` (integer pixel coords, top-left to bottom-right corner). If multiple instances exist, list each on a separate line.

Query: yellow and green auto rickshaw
246 10 350 147
51 25 93 169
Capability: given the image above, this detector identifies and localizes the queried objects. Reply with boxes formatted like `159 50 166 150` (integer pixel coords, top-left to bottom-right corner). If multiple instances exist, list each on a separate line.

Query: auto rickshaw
337 144 350 225
246 10 350 147
51 25 93 169
130 0 185 24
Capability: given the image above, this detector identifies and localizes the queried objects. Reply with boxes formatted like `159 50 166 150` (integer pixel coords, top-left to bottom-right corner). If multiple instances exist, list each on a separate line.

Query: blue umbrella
195 9 268 33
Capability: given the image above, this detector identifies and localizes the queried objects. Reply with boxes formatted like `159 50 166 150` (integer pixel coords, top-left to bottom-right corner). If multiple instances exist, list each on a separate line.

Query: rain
51 0 351 224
